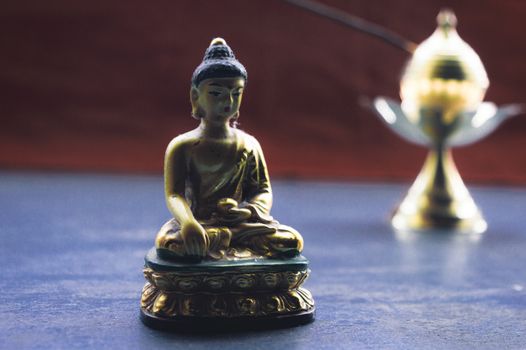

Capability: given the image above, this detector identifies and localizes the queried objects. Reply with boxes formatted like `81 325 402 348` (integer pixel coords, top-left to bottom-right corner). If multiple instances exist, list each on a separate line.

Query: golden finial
437 8 457 35
210 37 227 46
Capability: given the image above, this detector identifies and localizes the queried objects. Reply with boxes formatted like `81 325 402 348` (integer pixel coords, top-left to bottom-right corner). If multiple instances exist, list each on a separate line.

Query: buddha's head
190 38 247 125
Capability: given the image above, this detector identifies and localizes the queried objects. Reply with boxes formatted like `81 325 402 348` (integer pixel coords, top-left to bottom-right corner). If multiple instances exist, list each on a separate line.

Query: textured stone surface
0 172 525 349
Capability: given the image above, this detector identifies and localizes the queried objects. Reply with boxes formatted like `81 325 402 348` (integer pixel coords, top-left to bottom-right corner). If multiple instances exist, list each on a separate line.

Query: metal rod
285 0 416 53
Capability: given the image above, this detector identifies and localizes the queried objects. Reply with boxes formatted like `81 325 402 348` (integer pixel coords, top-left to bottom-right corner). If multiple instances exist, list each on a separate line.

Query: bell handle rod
284 0 416 54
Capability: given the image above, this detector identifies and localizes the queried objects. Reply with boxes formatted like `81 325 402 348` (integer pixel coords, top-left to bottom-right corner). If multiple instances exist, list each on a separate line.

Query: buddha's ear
190 87 201 120
190 86 199 104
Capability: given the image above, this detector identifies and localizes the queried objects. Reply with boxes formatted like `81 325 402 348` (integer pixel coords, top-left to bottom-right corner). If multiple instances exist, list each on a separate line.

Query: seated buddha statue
155 38 303 261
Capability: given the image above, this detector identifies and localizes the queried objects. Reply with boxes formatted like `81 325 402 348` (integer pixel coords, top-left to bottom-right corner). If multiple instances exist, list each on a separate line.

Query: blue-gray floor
1 172 525 349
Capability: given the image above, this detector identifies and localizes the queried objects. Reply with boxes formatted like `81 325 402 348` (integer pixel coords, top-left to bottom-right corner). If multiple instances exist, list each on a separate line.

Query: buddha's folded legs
232 224 304 258
156 218 303 260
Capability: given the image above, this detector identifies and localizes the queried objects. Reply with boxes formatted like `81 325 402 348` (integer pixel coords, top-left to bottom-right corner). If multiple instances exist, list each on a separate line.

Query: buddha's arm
243 139 273 218
246 186 272 216
164 137 209 256
164 138 193 224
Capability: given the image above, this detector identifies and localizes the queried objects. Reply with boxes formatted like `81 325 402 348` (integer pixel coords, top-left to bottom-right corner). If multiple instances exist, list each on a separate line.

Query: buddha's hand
180 220 209 257
216 198 252 225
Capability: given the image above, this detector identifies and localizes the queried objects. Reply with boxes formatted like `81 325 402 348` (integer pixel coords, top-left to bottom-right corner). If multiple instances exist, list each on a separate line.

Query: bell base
391 206 487 234
391 147 488 235
140 307 315 332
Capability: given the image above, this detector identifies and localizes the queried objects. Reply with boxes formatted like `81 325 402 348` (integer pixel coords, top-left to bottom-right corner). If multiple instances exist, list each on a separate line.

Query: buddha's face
192 77 245 124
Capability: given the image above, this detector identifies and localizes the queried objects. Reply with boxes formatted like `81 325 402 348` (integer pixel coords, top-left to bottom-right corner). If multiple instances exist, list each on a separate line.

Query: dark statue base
140 309 315 332
140 248 315 332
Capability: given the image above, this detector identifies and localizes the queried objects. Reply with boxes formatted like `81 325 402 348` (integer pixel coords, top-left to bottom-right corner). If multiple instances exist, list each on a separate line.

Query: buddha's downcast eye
208 91 221 96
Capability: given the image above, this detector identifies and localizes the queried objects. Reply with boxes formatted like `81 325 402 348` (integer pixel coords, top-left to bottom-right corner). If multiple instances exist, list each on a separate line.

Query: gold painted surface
155 38 303 260
373 10 520 234
392 149 486 234
394 10 487 233
140 267 314 318
141 283 314 318
398 10 489 233
140 38 314 324
400 9 488 138
143 267 309 293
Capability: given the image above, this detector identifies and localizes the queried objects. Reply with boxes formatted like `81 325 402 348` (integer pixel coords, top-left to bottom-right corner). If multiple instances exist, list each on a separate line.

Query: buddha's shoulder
235 129 262 151
165 130 201 153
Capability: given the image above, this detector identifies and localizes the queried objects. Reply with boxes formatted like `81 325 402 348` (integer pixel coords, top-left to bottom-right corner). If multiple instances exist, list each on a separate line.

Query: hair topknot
191 38 247 87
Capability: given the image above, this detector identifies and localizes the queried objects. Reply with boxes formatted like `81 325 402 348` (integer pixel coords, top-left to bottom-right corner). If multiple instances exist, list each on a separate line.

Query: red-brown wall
1 1 525 183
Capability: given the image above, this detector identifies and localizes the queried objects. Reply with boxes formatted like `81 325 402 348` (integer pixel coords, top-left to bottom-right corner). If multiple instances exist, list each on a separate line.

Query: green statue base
140 248 315 331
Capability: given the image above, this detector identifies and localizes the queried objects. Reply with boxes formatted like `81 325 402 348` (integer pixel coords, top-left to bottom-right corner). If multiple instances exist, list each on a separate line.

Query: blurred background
1 0 525 183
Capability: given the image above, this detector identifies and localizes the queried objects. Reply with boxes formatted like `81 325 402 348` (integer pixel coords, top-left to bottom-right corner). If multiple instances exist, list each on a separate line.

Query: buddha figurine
141 38 314 329
155 38 303 261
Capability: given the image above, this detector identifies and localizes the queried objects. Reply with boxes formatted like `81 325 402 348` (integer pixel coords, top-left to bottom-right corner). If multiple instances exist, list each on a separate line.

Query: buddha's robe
155 130 303 260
